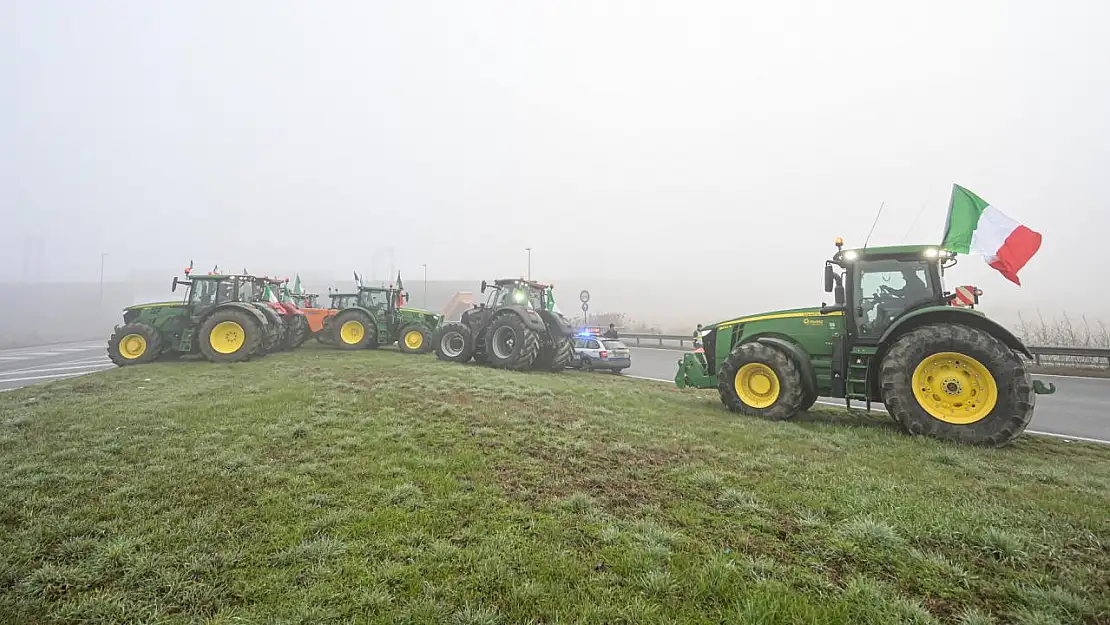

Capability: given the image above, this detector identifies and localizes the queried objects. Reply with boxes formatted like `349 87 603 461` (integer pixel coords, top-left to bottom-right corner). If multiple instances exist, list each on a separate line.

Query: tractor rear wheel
473 328 489 365
548 336 574 372
433 322 474 363
398 324 431 355
198 310 261 363
717 342 805 420
879 323 1033 446
332 310 376 350
484 314 540 371
289 316 309 349
107 323 163 366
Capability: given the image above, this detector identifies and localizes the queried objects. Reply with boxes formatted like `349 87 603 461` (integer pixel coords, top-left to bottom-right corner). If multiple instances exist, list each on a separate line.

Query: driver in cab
882 269 930 304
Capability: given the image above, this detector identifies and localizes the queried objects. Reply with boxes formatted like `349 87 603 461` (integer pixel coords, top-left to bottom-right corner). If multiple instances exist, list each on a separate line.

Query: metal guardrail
616 333 1110 369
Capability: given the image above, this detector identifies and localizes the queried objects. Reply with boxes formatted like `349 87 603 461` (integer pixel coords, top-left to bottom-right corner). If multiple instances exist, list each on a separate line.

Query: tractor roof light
923 248 939 258
842 250 859 261
835 237 844 249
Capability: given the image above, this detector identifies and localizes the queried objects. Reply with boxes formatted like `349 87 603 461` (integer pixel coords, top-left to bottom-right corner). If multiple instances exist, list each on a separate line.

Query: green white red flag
396 272 406 307
941 184 1042 285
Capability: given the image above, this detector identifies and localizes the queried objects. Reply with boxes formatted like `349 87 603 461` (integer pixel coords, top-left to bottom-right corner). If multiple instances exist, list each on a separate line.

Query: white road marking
0 363 114 377
0 370 108 384
624 375 1110 446
0 356 31 361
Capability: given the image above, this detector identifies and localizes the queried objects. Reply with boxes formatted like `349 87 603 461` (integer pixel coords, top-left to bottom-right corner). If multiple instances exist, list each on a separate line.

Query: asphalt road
623 346 1110 444
0 340 114 393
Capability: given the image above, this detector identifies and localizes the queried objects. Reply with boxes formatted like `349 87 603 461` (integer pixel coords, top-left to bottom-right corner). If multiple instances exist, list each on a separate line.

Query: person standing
603 323 619 339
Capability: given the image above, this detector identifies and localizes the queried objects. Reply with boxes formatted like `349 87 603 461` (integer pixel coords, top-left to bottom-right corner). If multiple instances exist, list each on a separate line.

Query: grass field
1 347 1108 625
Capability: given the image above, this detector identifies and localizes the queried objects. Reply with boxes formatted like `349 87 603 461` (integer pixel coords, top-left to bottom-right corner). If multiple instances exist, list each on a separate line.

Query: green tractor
321 284 442 353
675 239 1056 446
107 271 279 366
431 278 576 372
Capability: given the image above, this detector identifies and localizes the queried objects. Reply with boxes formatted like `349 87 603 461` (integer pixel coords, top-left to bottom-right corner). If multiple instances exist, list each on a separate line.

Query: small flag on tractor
185 260 193 275
544 286 557 312
293 274 302 294
396 272 406 307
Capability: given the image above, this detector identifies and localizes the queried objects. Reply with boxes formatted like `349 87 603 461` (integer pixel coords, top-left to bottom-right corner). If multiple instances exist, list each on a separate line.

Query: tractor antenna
863 201 885 249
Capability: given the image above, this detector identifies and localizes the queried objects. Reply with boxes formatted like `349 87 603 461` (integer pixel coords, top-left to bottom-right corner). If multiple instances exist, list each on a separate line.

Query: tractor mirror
480 280 487 293
172 276 179 292
824 265 835 293
834 284 845 305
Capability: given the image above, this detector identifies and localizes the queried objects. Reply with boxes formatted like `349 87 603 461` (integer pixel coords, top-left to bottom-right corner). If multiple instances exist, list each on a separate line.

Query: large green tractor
431 279 576 372
107 272 278 366
322 285 442 354
675 239 1056 446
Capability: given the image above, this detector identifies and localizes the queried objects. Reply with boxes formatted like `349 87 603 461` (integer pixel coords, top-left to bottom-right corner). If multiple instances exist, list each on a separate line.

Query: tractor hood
704 306 829 331
124 301 186 312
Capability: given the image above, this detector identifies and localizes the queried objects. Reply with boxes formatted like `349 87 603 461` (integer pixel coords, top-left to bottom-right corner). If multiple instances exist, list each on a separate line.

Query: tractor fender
337 305 379 324
754 336 818 403
494 305 548 333
202 302 269 329
537 309 576 337
878 306 1033 359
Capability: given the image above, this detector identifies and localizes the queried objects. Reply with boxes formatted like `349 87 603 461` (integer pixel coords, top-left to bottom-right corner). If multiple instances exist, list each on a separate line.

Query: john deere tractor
321 285 442 353
431 279 576 371
107 272 279 366
674 239 1056 446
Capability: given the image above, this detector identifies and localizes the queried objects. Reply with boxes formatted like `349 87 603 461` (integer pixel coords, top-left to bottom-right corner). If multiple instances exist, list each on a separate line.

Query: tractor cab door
849 259 939 343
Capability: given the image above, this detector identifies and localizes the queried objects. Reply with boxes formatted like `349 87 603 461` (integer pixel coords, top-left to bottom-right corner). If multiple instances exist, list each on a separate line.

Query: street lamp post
525 247 531 280
99 252 109 306
422 263 428 308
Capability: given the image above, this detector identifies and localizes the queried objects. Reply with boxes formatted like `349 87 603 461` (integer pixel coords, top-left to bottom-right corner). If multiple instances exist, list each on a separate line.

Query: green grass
1 347 1109 624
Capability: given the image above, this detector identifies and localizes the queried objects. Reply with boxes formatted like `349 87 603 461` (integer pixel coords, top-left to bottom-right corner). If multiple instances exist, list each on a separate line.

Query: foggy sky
3 1 1108 322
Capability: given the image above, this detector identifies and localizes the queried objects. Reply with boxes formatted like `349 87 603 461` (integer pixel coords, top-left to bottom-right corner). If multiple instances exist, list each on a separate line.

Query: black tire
289 315 309 349
433 322 474 363
398 324 431 355
611 368 625 375
484 313 541 371
332 310 376 350
473 327 489 365
549 336 574 372
197 309 262 363
107 322 163 366
879 323 1034 446
255 307 284 353
800 388 819 412
717 341 805 420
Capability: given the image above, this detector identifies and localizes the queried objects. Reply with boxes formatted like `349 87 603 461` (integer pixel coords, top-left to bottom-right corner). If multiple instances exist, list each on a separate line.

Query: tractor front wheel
879 323 1033 446
548 336 574 372
198 310 262 363
107 323 163 366
332 310 376 350
717 342 805 420
398 324 431 355
485 314 540 371
433 322 474 363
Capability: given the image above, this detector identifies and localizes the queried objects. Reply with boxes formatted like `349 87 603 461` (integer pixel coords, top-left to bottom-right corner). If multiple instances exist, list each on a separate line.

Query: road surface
0 341 113 393
623 346 1110 444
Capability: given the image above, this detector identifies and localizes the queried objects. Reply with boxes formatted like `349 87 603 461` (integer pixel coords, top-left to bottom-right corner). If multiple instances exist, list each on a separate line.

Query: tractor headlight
843 250 859 261
923 248 939 258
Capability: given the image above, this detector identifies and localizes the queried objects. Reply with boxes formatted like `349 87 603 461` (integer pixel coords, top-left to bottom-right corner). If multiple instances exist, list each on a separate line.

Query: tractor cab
481 278 549 311
823 240 957 343
357 286 394 316
176 273 257 313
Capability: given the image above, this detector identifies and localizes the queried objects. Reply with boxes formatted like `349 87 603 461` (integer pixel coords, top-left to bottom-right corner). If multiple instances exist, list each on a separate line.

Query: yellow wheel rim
912 352 998 424
118 334 147 360
209 321 246 354
340 320 365 344
404 330 423 350
735 362 780 408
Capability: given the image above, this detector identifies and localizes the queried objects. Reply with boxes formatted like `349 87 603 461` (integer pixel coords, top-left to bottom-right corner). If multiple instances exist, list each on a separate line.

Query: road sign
581 302 589 313
579 290 590 303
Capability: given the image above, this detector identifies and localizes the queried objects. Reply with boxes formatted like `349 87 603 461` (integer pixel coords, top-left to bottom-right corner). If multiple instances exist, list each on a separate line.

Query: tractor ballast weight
675 241 1056 446
432 278 575 371
107 272 278 366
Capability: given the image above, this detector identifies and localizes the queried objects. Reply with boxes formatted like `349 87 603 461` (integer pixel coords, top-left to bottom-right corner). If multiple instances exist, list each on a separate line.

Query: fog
3 1 1108 334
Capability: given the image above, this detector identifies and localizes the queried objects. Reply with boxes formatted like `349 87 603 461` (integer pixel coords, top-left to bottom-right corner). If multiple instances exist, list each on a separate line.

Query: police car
570 327 632 373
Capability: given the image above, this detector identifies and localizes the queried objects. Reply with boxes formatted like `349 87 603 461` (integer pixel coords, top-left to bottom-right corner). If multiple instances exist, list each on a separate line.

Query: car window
587 340 600 349
603 340 626 350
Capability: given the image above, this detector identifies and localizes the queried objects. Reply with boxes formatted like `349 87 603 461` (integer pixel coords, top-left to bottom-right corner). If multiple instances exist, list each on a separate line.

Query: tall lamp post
525 247 531 280
422 263 428 308
99 252 109 306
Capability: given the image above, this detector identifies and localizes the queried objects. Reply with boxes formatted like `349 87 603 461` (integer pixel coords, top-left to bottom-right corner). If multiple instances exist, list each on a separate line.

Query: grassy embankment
1 348 1108 624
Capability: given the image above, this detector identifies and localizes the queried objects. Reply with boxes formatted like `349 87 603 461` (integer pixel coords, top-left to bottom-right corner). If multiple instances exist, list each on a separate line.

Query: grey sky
2 1 1107 322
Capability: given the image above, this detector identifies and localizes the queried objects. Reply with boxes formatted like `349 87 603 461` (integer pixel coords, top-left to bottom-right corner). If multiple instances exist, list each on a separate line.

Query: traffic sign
581 302 589 313
579 290 590 303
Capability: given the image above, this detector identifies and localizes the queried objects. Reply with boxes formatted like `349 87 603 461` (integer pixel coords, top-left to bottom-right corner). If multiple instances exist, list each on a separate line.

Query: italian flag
941 184 1042 285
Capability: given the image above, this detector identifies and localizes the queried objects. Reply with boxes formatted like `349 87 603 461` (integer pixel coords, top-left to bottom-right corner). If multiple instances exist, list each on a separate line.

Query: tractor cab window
361 290 389 310
191 281 218 307
216 280 235 303
853 260 936 339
